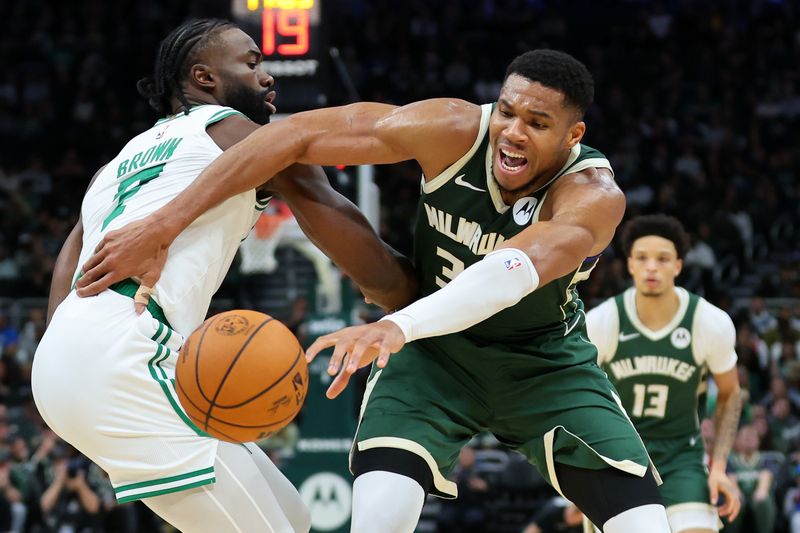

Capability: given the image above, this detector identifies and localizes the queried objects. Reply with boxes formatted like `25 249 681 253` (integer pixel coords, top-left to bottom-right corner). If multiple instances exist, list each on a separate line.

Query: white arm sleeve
585 299 620 365
382 248 539 343
693 299 738 374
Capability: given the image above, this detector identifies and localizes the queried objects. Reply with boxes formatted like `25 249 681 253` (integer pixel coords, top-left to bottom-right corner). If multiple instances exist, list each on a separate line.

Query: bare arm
711 368 743 471
47 219 82 325
76 100 478 297
704 367 743 519
498 167 625 285
266 165 418 311
48 166 106 324
153 99 480 245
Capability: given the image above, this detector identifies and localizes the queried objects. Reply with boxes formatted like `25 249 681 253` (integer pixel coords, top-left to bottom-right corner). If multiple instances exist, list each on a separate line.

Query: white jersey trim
623 287 690 341
421 103 492 194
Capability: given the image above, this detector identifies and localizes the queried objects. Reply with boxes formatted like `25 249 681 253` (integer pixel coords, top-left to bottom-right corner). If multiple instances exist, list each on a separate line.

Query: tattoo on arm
713 389 742 468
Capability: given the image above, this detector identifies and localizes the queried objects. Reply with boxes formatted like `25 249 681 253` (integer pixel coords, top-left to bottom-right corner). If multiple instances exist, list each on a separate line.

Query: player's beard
224 85 272 125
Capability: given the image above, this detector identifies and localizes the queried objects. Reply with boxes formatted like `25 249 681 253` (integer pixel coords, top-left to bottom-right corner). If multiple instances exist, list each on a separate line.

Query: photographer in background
40 446 100 533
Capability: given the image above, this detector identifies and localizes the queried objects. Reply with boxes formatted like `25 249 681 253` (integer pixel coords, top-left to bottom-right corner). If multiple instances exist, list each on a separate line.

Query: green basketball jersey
413 103 612 343
601 288 706 439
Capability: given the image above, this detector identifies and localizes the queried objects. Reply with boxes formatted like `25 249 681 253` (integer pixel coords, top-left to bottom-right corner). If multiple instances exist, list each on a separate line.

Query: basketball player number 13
631 384 669 418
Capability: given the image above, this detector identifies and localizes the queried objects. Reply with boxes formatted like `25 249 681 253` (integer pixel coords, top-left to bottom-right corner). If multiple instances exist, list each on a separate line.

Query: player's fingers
376 339 393 368
93 236 109 254
134 302 146 315
305 334 338 363
346 338 373 372
75 254 108 289
327 340 351 376
326 364 354 399
709 482 718 506
75 272 116 297
723 487 741 521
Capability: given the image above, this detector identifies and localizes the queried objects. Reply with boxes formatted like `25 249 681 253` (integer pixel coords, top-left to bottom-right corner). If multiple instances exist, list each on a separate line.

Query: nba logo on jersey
155 125 170 139
504 257 523 271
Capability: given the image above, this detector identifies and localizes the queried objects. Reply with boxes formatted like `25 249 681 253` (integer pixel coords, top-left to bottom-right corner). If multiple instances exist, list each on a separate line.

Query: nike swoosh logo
618 332 641 342
454 174 485 192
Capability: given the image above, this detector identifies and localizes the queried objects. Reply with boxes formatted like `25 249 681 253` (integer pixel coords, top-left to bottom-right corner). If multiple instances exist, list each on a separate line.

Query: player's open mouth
497 146 528 175
265 91 277 113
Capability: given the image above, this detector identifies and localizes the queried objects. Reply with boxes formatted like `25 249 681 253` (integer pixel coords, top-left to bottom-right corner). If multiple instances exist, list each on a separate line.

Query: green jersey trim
114 467 215 503
154 104 213 126
110 278 171 328
205 109 244 127
147 325 210 438
623 287 691 341
422 104 493 194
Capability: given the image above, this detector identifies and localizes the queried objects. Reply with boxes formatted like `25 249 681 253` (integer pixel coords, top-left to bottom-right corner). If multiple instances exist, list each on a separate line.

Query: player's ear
674 258 683 277
190 64 216 90
566 120 585 149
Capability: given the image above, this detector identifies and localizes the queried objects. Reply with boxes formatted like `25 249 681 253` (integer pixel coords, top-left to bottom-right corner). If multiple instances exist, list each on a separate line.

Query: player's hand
306 321 406 399
708 468 740 521
75 218 170 314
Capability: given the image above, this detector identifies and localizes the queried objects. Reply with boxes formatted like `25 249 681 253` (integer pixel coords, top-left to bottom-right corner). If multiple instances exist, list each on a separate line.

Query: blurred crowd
0 0 798 531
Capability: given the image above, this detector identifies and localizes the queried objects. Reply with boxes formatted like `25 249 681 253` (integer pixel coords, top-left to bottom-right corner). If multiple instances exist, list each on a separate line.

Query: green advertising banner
284 312 357 533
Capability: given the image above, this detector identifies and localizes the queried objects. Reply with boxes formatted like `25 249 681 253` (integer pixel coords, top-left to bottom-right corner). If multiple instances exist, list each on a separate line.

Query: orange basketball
176 310 308 443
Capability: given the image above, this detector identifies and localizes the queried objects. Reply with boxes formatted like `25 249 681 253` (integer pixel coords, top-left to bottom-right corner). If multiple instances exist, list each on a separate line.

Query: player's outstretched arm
306 168 625 398
152 98 478 244
76 100 477 298
266 164 418 311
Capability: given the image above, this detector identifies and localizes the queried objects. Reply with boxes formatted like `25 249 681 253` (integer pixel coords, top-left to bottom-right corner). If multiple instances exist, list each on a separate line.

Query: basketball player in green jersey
75 50 672 532
586 215 742 533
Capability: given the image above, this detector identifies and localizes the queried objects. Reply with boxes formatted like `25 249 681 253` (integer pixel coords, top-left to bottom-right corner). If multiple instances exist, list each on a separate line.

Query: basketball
175 310 308 443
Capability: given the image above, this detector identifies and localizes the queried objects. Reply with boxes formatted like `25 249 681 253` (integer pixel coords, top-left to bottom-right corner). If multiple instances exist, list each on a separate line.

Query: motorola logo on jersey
670 327 692 349
512 197 538 225
299 472 352 530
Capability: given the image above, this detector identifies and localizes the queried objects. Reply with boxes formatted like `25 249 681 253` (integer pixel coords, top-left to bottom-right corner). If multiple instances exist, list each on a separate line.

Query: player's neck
634 287 680 331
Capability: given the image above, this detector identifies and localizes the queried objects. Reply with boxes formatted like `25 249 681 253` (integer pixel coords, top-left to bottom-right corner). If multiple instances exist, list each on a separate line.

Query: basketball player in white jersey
32 19 416 533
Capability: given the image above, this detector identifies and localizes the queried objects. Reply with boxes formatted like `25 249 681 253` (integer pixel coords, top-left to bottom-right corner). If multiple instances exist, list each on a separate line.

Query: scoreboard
231 0 328 112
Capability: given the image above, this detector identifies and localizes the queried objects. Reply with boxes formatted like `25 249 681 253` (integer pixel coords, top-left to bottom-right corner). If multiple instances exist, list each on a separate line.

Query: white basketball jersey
77 105 269 336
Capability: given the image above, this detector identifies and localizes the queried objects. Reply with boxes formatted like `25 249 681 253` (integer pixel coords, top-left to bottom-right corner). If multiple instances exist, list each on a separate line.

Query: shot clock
232 0 329 111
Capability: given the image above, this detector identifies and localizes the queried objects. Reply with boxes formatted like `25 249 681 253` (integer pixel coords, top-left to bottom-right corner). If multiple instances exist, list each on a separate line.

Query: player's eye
500 109 513 118
247 62 258 70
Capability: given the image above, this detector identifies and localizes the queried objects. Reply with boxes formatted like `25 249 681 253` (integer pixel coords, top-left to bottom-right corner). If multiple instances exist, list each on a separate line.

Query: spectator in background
522 497 583 533
768 398 800 455
727 425 777 533
16 308 46 378
782 454 800 533
39 446 101 533
0 312 18 354
750 298 778 337
760 377 800 416
438 446 489 533
0 447 25 533
736 320 771 401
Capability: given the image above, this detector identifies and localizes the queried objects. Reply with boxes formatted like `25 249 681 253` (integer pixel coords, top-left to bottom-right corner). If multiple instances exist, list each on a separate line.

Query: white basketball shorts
32 290 218 503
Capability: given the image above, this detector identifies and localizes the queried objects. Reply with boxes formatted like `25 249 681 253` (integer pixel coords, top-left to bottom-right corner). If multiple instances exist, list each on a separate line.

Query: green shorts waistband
110 279 171 329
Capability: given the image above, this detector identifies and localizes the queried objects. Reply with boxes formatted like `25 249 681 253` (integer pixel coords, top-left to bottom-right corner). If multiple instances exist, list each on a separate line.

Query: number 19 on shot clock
232 0 328 111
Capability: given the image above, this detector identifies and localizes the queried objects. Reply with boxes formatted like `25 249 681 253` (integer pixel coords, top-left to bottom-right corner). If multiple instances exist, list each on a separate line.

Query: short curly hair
620 214 691 259
504 49 594 117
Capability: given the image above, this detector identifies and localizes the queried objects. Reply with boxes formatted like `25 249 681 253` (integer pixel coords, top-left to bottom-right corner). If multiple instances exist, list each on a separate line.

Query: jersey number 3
435 247 465 288
631 384 669 418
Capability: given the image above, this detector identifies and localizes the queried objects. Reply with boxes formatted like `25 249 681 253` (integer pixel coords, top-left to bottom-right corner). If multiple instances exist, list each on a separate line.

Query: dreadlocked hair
137 18 237 116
